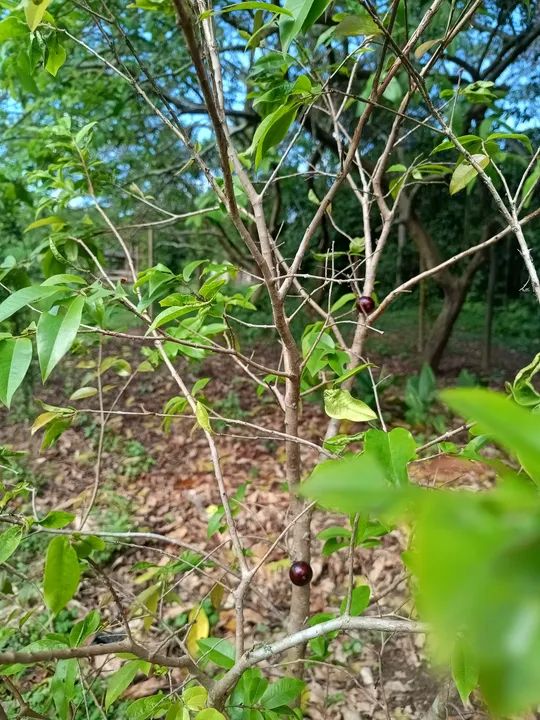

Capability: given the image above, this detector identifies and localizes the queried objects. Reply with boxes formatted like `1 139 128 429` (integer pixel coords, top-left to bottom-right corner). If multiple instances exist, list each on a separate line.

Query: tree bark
406 209 487 371
422 281 467 369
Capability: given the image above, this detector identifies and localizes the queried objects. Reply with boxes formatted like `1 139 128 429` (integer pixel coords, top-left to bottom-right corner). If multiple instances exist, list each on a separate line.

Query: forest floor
0 331 532 720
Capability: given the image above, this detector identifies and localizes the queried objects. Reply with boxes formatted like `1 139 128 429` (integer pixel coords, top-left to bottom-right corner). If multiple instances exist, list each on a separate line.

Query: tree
0 0 539 718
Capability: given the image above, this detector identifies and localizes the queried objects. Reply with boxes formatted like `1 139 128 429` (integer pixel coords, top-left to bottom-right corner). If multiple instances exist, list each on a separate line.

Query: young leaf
37 295 85 381
43 536 81 614
506 353 540 411
0 338 32 408
24 0 52 31
183 686 208 711
449 154 489 195
31 411 60 434
194 711 226 720
203 1 293 18
69 386 98 401
195 401 212 433
45 34 67 76
250 103 298 169
0 527 23 564
69 610 101 647
324 388 377 422
182 259 208 282
279 0 331 51
363 428 416 486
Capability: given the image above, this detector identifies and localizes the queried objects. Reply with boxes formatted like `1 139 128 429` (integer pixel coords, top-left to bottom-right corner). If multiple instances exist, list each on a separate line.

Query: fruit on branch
289 560 313 586
357 295 375 314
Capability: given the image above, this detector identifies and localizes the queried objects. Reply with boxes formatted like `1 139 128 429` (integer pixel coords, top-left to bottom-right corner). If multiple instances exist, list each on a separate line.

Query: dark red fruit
357 295 375 314
289 560 313 587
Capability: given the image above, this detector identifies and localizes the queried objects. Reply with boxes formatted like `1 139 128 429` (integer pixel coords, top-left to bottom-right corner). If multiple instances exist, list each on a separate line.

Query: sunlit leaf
324 388 377 422
24 0 52 31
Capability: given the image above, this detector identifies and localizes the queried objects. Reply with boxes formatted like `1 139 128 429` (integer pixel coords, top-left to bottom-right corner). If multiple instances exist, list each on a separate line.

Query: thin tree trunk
423 283 465 370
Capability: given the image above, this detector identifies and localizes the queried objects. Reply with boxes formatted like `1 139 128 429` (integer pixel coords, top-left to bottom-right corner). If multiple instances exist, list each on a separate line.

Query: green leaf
69 386 98 401
260 678 304 709
250 103 298 169
330 292 356 313
182 259 208 282
45 34 66 76
40 511 75 529
522 162 540 208
301 452 406 516
126 694 166 720
0 338 32 408
363 428 416 486
414 38 441 58
149 305 201 331
333 362 371 386
334 11 381 37
279 0 331 51
486 132 532 153
25 216 66 232
106 660 144 709
24 0 52 31
43 536 80 614
41 418 71 450
182 686 207 711
41 274 85 286
324 388 377 422
197 637 235 669
69 610 101 647
452 639 478 703
339 585 371 615
506 353 540 411
195 711 226 720
195 401 212 433
37 295 85 381
432 135 481 154
449 154 489 195
0 285 60 322
0 527 23 564
203 1 293 17
442 389 540 484
0 16 27 41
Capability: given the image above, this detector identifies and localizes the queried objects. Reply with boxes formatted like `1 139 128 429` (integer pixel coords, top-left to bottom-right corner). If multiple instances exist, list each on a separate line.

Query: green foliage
304 388 540 714
404 363 445 431
43 536 81 614
506 352 540 411
227 668 304 719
